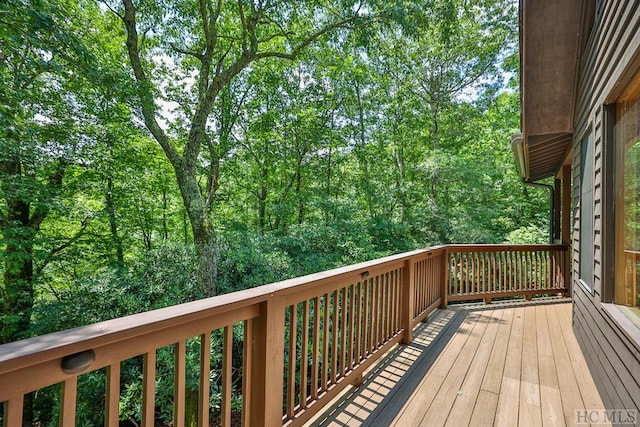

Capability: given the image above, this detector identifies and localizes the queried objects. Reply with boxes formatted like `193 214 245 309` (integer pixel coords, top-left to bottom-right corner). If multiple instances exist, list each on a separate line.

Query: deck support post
401 257 415 344
247 295 286 427
562 165 572 296
440 249 449 309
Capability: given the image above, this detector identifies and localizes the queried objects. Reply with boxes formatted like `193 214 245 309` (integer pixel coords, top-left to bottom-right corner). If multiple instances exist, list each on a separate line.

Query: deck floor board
308 300 610 427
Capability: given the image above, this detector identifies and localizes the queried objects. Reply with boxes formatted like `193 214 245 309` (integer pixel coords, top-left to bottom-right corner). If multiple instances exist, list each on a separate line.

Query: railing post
562 246 571 297
440 249 449 309
247 295 286 427
401 257 415 344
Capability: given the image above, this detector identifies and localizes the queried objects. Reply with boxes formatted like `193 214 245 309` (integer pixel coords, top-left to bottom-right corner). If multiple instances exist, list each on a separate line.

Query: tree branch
170 42 204 60
29 159 66 230
101 1 124 20
121 0 183 170
256 13 365 62
33 218 90 278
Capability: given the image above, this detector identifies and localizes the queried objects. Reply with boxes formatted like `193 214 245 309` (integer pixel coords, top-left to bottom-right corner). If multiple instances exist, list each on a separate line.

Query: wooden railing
445 245 568 304
0 244 567 427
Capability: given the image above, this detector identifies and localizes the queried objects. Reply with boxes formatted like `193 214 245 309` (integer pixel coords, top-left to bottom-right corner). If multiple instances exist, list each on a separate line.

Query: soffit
519 0 592 181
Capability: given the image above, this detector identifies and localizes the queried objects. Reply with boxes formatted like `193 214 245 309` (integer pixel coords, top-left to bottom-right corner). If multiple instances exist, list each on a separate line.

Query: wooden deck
308 300 610 427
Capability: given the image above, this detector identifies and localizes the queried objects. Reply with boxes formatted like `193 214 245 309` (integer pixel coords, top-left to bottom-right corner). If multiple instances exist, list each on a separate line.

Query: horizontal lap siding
573 287 640 411
572 0 640 414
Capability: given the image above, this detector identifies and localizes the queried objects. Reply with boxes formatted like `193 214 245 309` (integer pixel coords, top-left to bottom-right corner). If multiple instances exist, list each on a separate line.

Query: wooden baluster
521 250 525 291
516 251 521 292
521 251 525 292
106 363 121 427
362 279 370 357
199 333 211 427
496 251 501 293
354 281 362 362
322 293 330 391
539 250 544 289
340 287 348 377
413 261 425 317
465 252 470 295
60 378 77 427
221 326 232 427
547 250 552 289
425 258 431 307
497 252 503 293
378 274 385 343
395 269 402 330
300 300 309 408
425 258 429 306
373 276 380 349
382 273 389 340
287 305 297 418
528 251 533 292
380 274 386 342
311 297 320 399
414 261 420 316
509 251 514 292
458 252 463 296
472 252 476 294
501 251 506 292
482 252 487 295
530 251 534 290
524 251 529 291
389 270 396 332
531 251 536 290
536 250 540 290
424 259 429 309
331 290 339 384
369 277 376 351
142 351 156 427
242 320 253 427
174 340 186 427
349 284 357 371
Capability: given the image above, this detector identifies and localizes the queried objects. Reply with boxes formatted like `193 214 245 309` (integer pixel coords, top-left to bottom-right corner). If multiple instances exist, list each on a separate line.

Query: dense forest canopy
0 0 549 346
0 0 559 424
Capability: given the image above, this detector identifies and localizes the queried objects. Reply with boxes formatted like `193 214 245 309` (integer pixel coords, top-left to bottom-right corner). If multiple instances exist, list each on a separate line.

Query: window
580 131 594 289
614 70 640 311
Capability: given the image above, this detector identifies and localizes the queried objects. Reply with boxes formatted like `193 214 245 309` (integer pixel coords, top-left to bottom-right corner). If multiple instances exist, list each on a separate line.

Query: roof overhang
514 0 595 181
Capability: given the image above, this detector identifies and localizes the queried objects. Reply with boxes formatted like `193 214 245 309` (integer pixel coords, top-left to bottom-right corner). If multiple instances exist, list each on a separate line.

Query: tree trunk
295 159 303 225
106 177 124 265
257 164 268 232
193 223 217 297
162 185 169 241
1 201 35 344
1 157 63 344
175 169 218 296
354 80 375 219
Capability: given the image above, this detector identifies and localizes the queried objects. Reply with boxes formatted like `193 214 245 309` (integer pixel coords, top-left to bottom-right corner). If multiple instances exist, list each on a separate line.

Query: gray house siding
572 0 640 415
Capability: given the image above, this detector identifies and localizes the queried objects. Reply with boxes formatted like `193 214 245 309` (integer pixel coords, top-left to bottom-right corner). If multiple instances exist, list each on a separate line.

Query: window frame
578 129 595 292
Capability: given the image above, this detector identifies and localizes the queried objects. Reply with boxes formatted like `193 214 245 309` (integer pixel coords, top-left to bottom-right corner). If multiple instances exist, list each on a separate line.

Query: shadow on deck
308 298 610 427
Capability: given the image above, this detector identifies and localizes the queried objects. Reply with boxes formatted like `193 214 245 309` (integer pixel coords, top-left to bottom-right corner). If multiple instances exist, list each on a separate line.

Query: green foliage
504 225 549 245
0 0 555 424
31 244 202 336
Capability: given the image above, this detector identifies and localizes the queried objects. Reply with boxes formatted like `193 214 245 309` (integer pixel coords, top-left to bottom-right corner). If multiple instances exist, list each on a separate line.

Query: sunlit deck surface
307 299 610 427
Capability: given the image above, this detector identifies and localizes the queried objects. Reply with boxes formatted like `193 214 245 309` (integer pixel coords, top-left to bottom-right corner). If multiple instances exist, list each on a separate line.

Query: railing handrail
0 243 567 426
0 246 446 375
624 249 640 260
446 243 567 252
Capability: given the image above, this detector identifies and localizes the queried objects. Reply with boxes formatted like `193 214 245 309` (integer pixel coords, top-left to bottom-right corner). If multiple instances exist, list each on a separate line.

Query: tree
110 0 381 296
0 0 96 344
